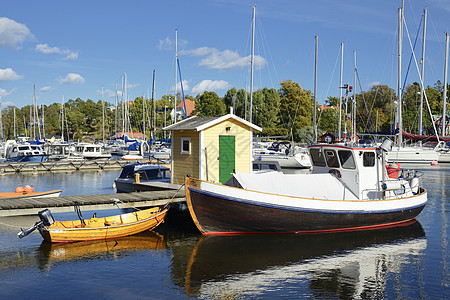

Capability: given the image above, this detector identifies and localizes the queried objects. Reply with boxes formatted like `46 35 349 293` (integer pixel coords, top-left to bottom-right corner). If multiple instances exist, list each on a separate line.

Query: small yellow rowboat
18 206 169 243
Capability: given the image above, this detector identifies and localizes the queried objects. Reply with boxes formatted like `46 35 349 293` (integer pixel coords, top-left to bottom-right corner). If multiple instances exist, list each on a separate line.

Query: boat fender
24 185 34 193
328 169 341 178
38 209 55 227
381 181 402 191
409 177 419 194
15 186 24 194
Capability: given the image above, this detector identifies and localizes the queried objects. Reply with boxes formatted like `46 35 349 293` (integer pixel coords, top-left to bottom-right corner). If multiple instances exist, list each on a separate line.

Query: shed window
363 152 375 167
181 137 191 154
338 150 356 169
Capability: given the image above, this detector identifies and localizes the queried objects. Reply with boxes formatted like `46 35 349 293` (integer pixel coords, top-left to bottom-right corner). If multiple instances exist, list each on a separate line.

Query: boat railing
361 180 417 200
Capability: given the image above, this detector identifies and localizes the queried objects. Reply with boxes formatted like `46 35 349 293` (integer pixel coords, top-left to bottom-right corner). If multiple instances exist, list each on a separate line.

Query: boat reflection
37 231 166 270
176 220 426 299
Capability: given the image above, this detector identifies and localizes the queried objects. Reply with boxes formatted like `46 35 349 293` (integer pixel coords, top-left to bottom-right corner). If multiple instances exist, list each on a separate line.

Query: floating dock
0 159 165 174
0 189 186 217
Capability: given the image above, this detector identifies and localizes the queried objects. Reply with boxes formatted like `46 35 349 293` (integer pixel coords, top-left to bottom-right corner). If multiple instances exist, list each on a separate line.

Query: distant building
174 98 196 120
111 132 148 140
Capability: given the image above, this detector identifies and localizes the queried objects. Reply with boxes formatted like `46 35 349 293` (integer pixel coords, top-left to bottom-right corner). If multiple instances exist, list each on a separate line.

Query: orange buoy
24 185 34 193
15 186 24 193
431 160 439 166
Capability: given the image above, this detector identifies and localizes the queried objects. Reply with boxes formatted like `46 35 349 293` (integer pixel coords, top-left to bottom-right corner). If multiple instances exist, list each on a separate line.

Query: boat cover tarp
233 172 358 200
401 130 450 143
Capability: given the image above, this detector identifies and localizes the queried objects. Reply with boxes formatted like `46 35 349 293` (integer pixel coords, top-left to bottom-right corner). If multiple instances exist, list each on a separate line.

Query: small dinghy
18 202 169 243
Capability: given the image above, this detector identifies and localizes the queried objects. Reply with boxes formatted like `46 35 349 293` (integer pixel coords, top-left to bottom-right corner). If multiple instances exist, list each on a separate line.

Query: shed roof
163 114 262 132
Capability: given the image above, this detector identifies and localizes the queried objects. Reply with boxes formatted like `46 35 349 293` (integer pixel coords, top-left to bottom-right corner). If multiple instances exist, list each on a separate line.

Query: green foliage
278 80 312 141
195 91 226 117
1 80 447 142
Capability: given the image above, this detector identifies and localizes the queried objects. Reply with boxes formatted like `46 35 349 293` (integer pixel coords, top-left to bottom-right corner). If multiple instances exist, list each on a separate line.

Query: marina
1 0 450 298
0 165 448 298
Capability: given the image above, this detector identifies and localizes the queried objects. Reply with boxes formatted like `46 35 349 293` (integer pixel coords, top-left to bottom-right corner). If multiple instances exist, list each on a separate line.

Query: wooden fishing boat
19 206 168 243
0 187 62 199
185 140 427 235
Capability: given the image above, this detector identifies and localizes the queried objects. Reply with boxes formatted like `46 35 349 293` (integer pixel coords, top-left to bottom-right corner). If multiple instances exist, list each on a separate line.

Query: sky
1 0 450 109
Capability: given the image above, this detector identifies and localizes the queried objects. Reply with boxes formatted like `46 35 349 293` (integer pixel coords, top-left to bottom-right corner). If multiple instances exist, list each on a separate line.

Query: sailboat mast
442 33 449 136
102 86 105 143
174 28 178 125
33 84 37 140
13 107 16 139
338 42 344 141
353 51 357 142
313 35 318 143
0 96 3 141
397 4 404 145
249 5 255 124
152 69 156 138
61 95 64 142
419 7 427 135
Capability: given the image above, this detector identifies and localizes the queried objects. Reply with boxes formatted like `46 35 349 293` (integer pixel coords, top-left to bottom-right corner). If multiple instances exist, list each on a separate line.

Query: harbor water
0 165 448 299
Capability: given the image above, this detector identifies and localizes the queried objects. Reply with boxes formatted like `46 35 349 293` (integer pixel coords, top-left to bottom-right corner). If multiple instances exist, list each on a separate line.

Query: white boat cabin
307 143 417 200
232 142 419 201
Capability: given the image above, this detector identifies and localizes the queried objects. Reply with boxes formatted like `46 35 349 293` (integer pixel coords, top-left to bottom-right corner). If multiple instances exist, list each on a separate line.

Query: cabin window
363 152 375 167
181 137 191 154
338 150 356 169
309 148 326 167
325 149 340 168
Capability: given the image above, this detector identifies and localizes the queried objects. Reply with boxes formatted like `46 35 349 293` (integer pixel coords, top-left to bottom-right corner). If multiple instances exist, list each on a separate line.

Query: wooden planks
0 190 186 217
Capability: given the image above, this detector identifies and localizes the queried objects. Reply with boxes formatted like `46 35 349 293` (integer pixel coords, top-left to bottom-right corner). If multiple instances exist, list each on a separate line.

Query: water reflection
36 231 166 270
172 221 426 299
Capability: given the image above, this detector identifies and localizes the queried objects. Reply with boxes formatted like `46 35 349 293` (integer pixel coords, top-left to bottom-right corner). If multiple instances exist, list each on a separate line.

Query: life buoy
385 162 400 179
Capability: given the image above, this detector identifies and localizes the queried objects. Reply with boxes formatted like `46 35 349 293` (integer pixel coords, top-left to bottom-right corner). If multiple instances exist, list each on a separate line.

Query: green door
219 136 235 184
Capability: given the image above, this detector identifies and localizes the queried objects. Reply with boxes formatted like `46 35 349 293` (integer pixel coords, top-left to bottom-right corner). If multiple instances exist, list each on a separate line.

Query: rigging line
402 16 423 98
355 67 374 132
403 16 440 139
425 10 445 85
325 44 341 102
256 16 280 88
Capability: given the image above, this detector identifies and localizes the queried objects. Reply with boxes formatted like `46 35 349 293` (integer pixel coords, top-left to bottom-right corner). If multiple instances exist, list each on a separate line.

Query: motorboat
114 163 171 193
185 140 427 235
71 143 111 160
5 140 47 162
253 141 311 169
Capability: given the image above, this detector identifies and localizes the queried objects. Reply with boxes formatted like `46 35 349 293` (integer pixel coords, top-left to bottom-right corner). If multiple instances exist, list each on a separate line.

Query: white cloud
157 36 188 51
36 43 79 60
0 68 23 81
39 86 55 93
171 80 190 93
0 17 33 49
182 47 267 71
192 80 231 94
0 87 16 97
59 73 85 84
367 81 380 88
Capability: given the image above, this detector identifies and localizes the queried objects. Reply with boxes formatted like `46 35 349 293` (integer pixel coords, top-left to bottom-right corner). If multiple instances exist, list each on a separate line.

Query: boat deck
0 190 186 217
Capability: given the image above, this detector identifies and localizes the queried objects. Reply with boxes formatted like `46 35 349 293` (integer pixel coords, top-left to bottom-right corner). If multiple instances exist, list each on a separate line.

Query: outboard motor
18 209 55 239
38 209 55 226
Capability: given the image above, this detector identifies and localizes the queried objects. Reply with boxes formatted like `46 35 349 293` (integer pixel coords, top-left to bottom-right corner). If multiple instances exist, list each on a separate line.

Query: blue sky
1 0 450 109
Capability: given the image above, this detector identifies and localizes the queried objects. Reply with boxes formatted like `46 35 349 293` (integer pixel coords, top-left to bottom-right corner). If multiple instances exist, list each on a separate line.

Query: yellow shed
163 113 262 185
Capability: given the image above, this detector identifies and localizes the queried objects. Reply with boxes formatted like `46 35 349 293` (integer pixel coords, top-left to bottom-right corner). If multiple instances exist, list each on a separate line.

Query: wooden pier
0 189 186 217
0 159 170 175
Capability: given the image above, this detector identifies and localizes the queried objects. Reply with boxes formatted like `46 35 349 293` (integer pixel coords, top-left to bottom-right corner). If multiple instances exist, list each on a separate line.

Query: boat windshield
309 148 326 167
324 149 340 168
338 150 356 169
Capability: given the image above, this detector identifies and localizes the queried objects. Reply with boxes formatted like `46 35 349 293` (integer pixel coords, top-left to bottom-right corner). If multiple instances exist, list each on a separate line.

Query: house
176 98 196 117
163 112 262 185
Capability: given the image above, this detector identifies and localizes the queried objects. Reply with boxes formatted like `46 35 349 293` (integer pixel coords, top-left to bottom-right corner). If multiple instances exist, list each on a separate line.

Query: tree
195 91 226 117
278 80 312 141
